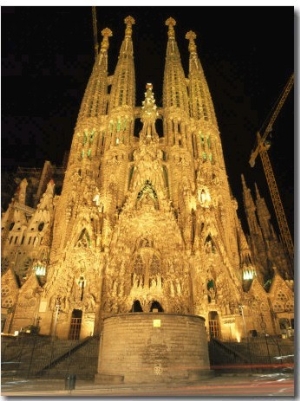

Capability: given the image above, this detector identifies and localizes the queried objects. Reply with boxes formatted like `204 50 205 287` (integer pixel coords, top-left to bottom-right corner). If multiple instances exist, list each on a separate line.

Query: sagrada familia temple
1 16 294 380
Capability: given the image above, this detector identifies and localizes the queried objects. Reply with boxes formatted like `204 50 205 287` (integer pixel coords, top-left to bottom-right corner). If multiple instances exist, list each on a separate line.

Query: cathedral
1 16 294 344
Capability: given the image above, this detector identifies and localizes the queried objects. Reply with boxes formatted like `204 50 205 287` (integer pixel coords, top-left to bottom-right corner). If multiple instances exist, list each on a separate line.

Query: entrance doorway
208 311 220 339
69 309 82 340
131 300 143 312
150 300 164 312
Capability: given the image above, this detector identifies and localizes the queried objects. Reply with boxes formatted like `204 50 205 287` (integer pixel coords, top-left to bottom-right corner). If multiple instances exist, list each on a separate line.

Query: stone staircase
1 335 99 380
2 334 293 381
38 337 99 380
208 336 294 373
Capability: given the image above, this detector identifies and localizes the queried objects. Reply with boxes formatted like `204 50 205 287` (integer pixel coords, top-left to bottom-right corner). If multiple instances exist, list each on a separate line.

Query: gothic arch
75 228 91 248
150 300 164 312
136 181 158 210
130 300 143 312
71 215 95 248
204 233 217 254
130 244 162 291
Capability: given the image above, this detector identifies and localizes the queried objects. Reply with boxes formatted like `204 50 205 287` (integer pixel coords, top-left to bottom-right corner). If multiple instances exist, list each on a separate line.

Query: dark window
150 301 164 312
131 300 143 312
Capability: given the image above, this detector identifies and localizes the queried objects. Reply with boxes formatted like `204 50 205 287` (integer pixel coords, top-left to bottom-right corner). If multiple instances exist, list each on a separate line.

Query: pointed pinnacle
241 174 247 189
100 28 113 52
185 30 197 53
165 17 176 39
254 182 261 199
141 83 157 117
124 16 135 38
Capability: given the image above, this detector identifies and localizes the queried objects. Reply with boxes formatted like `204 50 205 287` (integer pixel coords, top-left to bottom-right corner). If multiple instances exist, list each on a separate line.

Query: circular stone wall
95 313 211 384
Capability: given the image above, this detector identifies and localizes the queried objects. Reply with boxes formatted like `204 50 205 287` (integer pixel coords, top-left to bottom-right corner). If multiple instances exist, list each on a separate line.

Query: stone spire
254 182 276 241
185 30 218 127
236 216 257 284
241 174 268 238
241 174 261 235
161 17 195 211
241 175 255 210
108 16 136 113
186 29 228 196
105 16 136 149
241 175 274 281
77 27 112 121
163 18 189 129
49 29 114 251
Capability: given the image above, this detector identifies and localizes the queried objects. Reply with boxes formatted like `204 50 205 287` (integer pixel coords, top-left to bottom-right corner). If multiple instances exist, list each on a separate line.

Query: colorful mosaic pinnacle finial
124 16 135 38
185 30 197 53
100 28 113 52
165 17 176 39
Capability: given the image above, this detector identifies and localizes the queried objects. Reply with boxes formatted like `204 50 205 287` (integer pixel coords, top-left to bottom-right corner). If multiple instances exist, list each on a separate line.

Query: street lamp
52 296 61 340
260 313 271 364
238 304 247 339
239 303 253 368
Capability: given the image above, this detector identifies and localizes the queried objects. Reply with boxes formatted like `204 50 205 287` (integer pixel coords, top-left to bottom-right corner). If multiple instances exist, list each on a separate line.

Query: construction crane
249 73 294 269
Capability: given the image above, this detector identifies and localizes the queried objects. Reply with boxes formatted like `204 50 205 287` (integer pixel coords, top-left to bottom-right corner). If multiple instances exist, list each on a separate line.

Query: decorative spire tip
185 30 197 53
100 28 113 52
124 15 135 38
165 17 176 39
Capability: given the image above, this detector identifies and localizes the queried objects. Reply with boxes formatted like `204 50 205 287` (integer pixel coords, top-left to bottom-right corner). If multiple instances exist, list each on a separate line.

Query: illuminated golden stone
1 15 293 351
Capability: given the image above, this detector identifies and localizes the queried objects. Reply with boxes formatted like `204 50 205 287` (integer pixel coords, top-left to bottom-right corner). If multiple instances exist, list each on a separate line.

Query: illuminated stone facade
1 16 294 342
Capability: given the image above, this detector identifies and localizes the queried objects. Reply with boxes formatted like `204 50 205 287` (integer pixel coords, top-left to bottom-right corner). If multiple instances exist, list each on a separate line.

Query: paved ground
1 372 294 398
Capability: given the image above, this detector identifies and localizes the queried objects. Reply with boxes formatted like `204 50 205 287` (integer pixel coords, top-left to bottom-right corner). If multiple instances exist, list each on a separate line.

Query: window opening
150 301 164 312
131 300 143 312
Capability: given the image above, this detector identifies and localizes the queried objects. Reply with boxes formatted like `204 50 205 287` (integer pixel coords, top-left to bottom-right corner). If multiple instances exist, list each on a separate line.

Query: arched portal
131 300 143 312
150 300 164 312
69 309 82 340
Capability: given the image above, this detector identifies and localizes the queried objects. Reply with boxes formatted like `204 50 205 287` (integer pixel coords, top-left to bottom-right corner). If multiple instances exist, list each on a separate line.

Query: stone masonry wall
96 313 211 384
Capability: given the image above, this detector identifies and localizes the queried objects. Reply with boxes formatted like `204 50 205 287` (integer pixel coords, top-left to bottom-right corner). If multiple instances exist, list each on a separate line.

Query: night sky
1 6 294 237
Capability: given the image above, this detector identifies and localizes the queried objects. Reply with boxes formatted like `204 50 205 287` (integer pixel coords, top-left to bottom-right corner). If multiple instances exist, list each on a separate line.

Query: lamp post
239 303 252 369
52 296 61 340
238 304 247 340
260 313 271 365
8 247 21 333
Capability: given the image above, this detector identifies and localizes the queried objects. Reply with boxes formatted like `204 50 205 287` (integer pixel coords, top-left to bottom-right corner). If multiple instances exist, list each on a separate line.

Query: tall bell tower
43 13 250 334
1 16 293 370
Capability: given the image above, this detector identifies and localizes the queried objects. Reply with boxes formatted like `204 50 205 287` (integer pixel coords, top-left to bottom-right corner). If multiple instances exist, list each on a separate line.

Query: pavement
1 372 295 397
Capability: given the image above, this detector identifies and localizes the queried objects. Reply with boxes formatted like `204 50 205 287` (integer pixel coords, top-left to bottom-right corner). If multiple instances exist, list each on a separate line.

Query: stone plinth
95 313 211 384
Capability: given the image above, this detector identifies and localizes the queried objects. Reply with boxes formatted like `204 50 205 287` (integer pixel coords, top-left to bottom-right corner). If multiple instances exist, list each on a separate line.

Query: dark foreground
1 372 294 398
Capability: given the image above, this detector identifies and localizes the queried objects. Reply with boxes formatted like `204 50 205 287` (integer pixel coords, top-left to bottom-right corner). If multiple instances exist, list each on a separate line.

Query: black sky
1 6 295 237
